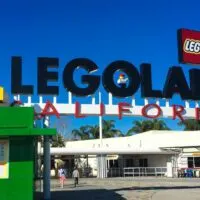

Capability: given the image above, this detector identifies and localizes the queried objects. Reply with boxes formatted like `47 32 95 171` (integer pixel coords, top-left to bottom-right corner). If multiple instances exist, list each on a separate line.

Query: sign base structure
0 140 9 179
0 107 56 200
15 92 200 121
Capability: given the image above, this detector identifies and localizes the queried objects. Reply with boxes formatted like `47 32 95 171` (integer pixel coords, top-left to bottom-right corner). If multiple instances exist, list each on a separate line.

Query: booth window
126 159 133 167
194 157 200 168
188 157 194 168
188 157 200 168
109 160 119 168
139 158 148 167
113 160 118 167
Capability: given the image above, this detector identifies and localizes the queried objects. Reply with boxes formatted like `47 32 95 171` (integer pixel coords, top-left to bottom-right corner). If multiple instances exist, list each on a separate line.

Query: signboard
0 140 9 179
9 28 200 123
178 28 200 64
192 153 200 156
178 157 188 168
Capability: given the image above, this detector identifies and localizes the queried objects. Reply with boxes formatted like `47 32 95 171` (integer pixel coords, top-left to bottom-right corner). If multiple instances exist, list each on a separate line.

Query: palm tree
88 125 99 139
72 120 122 140
51 133 65 147
178 119 200 130
126 120 152 135
89 120 122 138
151 119 170 130
127 119 170 136
72 125 91 140
102 120 122 138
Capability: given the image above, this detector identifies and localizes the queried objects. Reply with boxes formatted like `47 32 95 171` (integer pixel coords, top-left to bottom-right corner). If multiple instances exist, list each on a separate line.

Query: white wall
146 155 171 167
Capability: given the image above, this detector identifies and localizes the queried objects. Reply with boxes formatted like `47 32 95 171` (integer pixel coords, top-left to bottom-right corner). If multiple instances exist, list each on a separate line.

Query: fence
123 167 167 177
48 167 168 178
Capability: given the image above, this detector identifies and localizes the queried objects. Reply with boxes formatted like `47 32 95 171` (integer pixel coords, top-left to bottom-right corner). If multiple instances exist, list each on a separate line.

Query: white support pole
43 116 51 200
14 95 18 101
132 96 136 107
108 93 113 105
53 96 57 104
27 96 32 105
156 99 160 106
166 99 170 107
101 155 104 178
185 100 190 108
68 91 72 104
92 95 95 105
39 96 43 104
99 92 103 147
98 92 106 179
144 98 148 105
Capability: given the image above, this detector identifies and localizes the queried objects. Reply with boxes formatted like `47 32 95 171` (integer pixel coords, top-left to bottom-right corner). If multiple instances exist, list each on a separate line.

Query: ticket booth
0 107 56 200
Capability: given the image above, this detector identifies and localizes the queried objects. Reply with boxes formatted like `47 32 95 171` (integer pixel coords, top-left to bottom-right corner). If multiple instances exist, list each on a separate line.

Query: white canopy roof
41 130 200 155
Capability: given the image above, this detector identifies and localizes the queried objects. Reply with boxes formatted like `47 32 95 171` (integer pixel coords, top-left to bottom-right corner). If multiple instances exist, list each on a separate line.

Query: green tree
88 125 99 139
88 120 122 139
102 120 122 138
127 119 170 136
72 125 91 140
178 119 200 130
72 120 122 140
150 119 170 130
51 133 65 147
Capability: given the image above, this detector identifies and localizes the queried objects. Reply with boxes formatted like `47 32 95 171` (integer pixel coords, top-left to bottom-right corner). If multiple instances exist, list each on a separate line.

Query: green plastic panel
0 107 34 128
0 127 56 136
0 137 34 200
0 107 56 136
0 106 57 200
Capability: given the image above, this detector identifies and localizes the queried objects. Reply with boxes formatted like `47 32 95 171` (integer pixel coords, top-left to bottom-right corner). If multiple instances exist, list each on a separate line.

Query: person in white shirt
72 167 80 187
58 166 66 188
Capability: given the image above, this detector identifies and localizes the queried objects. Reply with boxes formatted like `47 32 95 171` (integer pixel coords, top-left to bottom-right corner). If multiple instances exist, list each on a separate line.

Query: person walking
58 166 67 188
72 167 80 187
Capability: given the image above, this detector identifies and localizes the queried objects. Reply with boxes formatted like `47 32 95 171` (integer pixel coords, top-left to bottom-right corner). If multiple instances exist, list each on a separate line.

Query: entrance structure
49 130 200 178
14 92 200 180
0 107 56 200
9 27 200 199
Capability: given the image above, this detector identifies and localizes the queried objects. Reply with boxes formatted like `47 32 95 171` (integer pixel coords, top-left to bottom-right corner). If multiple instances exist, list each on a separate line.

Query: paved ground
36 177 200 200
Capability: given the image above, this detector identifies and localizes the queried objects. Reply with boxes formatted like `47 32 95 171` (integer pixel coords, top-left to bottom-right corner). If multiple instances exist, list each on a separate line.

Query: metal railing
106 167 167 177
123 167 167 177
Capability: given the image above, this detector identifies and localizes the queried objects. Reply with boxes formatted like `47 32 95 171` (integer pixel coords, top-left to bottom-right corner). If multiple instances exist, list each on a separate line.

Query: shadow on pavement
35 189 126 200
114 185 200 191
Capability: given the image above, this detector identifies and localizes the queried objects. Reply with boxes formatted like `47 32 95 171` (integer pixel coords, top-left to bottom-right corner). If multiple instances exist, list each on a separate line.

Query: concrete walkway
35 177 200 200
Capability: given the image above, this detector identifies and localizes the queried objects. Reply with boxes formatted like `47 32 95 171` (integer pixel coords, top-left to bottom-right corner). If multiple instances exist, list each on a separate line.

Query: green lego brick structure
0 107 56 200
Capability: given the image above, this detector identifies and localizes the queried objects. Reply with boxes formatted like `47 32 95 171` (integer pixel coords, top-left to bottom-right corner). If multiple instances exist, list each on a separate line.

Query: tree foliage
51 133 65 147
71 120 122 140
102 120 122 138
127 119 170 135
72 126 91 140
178 119 200 130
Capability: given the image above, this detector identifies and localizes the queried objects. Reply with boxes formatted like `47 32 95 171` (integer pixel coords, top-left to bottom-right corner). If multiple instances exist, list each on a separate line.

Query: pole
43 116 51 200
99 92 104 178
99 92 103 147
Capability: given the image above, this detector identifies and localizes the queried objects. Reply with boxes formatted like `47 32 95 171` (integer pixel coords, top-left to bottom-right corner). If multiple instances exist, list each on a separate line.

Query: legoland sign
9 28 200 121
11 57 200 100
34 101 200 122
178 28 200 64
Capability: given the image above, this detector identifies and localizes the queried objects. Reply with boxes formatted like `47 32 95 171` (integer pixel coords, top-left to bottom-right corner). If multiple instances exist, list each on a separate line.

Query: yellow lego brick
0 87 4 101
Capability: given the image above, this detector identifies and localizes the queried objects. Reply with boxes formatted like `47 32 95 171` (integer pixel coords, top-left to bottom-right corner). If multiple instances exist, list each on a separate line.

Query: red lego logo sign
178 29 200 65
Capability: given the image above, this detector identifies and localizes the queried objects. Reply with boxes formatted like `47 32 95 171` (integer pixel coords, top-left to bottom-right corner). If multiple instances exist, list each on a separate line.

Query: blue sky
1 0 200 137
